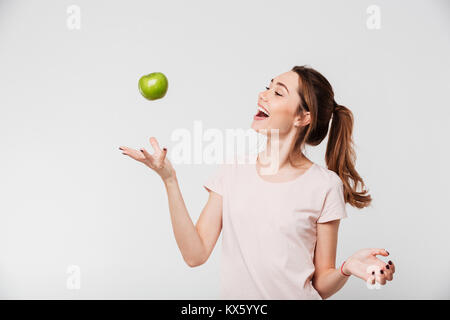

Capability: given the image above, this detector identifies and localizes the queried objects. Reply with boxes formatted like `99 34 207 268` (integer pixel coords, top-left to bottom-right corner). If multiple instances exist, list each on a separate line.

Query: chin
251 122 262 131
251 123 268 135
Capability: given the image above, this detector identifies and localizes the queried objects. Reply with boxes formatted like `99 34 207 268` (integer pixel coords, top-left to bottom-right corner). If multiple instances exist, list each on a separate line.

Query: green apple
138 72 168 100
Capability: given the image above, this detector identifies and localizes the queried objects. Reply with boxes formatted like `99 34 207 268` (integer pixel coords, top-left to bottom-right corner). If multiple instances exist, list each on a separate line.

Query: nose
258 90 268 102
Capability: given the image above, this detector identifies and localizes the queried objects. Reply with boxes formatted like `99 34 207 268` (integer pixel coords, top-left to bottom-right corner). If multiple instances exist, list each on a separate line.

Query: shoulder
312 163 343 188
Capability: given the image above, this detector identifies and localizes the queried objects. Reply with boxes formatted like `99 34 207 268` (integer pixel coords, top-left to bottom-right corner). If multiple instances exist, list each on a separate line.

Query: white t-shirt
203 154 348 300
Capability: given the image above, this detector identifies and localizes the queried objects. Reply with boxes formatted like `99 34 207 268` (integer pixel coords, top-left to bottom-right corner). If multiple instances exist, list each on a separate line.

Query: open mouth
255 105 270 118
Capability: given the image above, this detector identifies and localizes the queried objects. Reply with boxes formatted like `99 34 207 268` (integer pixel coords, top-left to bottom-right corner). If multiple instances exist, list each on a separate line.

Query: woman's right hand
119 137 176 182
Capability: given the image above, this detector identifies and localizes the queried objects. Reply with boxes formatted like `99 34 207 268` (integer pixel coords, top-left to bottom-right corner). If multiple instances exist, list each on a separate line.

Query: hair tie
333 101 338 114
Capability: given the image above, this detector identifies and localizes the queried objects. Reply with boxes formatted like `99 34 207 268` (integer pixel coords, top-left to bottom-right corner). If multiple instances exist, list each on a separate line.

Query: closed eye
265 86 282 96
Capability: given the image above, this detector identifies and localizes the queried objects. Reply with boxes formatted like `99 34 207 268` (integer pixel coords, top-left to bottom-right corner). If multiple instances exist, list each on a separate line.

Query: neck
257 128 308 174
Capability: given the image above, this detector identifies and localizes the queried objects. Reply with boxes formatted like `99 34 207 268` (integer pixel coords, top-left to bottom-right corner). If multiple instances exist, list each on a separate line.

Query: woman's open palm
119 137 175 181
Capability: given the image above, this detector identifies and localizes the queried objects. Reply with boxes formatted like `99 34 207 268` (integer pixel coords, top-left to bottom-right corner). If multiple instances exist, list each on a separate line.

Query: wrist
163 174 178 186
340 260 351 277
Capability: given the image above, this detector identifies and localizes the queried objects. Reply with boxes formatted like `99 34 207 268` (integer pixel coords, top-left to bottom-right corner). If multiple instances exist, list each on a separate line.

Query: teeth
257 106 270 117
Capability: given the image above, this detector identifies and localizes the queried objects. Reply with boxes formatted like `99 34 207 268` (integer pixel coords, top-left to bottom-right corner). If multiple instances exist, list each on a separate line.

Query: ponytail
325 103 372 208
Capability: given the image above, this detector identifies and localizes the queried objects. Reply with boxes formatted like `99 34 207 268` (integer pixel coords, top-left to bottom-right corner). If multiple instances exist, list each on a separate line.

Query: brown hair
290 65 372 209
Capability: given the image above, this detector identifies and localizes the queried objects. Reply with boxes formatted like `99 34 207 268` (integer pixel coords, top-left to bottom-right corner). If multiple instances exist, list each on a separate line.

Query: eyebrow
271 78 289 94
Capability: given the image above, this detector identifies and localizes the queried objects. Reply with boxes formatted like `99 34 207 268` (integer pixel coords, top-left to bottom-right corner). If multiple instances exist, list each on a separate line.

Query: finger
160 147 167 162
375 269 387 285
371 248 390 257
120 147 145 161
123 150 145 161
140 148 156 165
387 260 395 274
383 263 394 281
368 274 376 285
149 137 162 153
365 270 376 284
119 146 133 153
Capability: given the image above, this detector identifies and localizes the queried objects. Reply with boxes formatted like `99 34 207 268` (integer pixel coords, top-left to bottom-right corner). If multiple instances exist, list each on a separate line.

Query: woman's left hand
342 248 396 285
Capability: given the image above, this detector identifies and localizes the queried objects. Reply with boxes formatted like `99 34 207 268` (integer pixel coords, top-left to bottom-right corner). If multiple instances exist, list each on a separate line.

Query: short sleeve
317 179 348 223
203 164 227 196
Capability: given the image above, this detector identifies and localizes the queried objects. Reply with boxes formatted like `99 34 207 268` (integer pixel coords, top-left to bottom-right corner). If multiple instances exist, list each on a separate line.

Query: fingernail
386 265 390 269
140 149 144 152
372 271 375 275
119 147 122 150
163 147 167 151
380 270 384 274
386 250 390 255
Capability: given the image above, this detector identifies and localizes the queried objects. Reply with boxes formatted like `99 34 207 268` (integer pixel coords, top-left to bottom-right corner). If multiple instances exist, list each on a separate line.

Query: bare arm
119 137 222 267
163 175 222 267
312 220 349 299
312 220 397 299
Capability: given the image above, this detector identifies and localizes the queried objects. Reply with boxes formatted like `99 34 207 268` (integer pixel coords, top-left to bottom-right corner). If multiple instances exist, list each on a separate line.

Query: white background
0 0 449 299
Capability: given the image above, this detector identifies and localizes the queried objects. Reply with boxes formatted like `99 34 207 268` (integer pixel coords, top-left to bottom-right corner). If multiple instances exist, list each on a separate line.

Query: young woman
119 65 396 300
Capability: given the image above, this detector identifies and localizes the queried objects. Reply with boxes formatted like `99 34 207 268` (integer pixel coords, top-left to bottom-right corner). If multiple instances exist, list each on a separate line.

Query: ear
294 112 311 127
